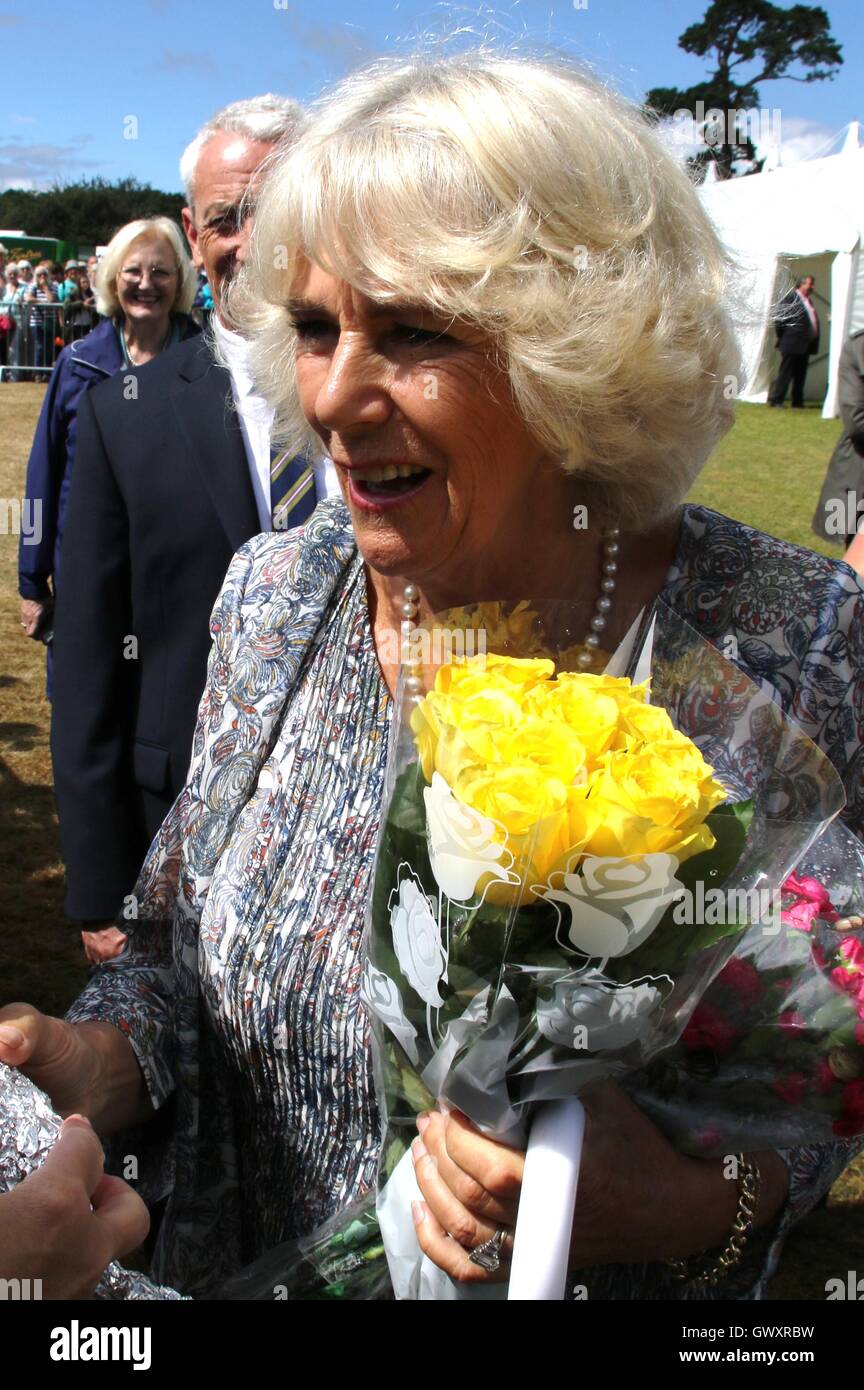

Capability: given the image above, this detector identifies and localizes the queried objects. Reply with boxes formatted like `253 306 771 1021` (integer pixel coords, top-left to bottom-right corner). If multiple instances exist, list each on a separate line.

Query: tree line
0 178 185 249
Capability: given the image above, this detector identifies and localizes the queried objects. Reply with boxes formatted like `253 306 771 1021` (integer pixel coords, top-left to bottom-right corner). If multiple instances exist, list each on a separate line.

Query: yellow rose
410 690 456 783
585 741 727 864
489 718 588 785
557 672 650 710
525 680 621 765
445 601 548 659
433 668 510 702
566 779 607 859
614 700 678 749
454 763 573 900
415 656 558 783
434 652 553 695
411 680 527 781
440 688 527 780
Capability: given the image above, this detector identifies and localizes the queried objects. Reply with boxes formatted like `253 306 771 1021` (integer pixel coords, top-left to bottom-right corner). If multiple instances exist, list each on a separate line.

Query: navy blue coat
18 315 200 602
51 332 262 919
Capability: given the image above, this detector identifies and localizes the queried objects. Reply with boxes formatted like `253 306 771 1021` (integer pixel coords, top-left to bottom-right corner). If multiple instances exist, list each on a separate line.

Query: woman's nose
314 336 393 433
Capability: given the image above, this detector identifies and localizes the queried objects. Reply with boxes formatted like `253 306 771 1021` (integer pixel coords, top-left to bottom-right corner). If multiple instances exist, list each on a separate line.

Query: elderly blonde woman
18 216 199 681
2 54 863 1300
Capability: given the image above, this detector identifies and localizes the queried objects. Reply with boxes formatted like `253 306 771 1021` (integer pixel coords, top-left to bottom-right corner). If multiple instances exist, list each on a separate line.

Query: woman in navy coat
17 216 199 691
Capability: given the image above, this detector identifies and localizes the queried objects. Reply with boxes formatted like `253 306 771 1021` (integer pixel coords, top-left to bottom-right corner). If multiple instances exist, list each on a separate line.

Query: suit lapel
168 336 261 552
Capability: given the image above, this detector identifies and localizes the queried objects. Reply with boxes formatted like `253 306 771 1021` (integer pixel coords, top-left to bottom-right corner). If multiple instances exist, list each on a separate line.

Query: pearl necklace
399 527 621 693
578 526 621 669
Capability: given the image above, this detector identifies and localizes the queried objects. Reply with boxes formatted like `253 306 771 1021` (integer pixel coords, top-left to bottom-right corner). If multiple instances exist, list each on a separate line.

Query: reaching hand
0 1114 149 1299
0 1003 103 1120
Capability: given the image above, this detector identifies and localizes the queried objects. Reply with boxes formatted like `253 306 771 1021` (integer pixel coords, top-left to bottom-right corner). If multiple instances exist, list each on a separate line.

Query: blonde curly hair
230 52 739 528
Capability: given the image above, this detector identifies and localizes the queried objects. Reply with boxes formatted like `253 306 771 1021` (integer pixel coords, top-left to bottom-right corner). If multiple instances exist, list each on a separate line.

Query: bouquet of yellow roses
363 599 844 1300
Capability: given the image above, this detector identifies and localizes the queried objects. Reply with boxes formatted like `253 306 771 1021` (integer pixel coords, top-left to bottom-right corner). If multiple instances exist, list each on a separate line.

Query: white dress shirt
796 289 819 337
212 315 339 532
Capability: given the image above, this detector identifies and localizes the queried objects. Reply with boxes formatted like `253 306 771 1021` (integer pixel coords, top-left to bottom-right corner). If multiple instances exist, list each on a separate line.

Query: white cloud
652 110 849 172
775 116 844 166
274 4 375 70
0 138 102 191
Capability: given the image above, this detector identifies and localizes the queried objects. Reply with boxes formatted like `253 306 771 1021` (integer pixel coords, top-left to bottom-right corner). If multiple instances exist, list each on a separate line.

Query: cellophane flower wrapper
213 1190 391 1301
362 599 846 1299
626 816 864 1152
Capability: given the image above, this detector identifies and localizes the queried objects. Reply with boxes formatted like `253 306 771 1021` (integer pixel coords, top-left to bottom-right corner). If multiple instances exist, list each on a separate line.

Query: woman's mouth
347 463 433 510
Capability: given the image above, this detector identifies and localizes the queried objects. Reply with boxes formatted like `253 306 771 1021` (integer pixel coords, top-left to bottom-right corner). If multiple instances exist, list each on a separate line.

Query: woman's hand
411 1106 522 1283
412 1083 790 1286
0 1004 153 1136
0 1114 149 1299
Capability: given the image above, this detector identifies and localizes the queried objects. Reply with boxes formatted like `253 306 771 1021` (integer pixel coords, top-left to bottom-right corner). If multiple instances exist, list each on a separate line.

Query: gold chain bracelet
666 1154 761 1290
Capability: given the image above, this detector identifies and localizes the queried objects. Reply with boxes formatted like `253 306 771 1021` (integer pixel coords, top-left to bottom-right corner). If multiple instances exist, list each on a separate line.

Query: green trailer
0 232 79 266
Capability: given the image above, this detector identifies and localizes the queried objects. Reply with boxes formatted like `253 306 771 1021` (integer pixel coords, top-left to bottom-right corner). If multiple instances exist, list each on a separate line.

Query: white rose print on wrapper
535 970 670 1052
423 771 518 903
389 870 448 1008
539 853 685 961
360 961 420 1065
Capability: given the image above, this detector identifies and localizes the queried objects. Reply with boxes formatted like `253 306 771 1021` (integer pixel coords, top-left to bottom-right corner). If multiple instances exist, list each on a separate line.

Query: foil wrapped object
0 1061 187 1300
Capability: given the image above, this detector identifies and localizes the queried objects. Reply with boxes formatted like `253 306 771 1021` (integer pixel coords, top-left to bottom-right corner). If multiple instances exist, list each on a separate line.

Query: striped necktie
270 449 316 531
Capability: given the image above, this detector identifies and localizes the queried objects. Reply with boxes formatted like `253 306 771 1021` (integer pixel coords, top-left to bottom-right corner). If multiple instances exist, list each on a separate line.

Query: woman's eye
390 324 450 347
288 317 453 348
395 324 446 344
291 319 333 341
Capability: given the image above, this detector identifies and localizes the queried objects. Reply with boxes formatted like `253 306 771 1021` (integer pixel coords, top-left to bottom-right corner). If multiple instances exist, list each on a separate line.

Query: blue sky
1 0 861 193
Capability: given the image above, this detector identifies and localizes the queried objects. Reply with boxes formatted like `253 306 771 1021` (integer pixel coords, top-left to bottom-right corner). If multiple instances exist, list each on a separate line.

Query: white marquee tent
698 123 864 418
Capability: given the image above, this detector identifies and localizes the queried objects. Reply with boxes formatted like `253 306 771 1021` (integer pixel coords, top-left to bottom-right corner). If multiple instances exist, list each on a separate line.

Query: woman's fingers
430 1108 524 1204
412 1199 511 1285
412 1137 501 1249
418 1110 517 1225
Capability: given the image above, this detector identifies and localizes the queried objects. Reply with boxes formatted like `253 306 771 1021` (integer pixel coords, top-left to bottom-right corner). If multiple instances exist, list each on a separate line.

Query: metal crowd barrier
0 301 99 381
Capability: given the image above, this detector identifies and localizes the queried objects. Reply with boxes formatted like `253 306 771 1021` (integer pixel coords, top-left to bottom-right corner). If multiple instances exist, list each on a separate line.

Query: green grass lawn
689 401 842 556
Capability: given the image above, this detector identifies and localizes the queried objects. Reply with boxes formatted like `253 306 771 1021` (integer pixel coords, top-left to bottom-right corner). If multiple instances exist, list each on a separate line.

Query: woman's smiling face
115 235 178 326
291 260 555 589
